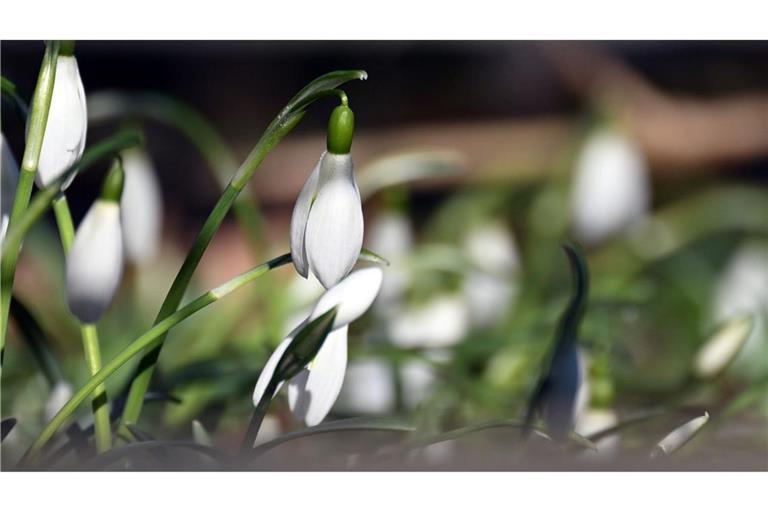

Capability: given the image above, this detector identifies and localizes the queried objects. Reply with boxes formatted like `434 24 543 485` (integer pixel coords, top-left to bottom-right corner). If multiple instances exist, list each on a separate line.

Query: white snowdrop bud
65 160 125 323
291 105 362 289
35 54 87 190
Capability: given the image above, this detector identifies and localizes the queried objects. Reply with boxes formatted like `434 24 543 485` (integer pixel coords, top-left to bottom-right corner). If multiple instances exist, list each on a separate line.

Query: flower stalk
0 41 60 356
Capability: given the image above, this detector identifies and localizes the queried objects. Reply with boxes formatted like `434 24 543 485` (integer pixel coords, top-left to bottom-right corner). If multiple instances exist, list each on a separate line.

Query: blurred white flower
461 224 521 327
712 242 768 377
66 200 124 323
35 55 87 189
120 148 163 265
291 151 363 289
570 129 650 245
253 267 383 426
44 381 74 422
1 133 19 241
368 212 413 310
388 295 469 348
337 357 396 415
400 358 437 410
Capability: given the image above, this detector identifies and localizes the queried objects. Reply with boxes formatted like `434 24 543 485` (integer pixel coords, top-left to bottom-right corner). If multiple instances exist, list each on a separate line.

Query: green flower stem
52 195 111 452
0 41 59 357
117 69 367 438
24 253 292 462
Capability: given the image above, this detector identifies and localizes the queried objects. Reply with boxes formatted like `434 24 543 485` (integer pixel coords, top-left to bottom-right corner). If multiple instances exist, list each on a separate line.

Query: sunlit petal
305 152 363 288
287 325 348 426
290 155 322 277
36 56 87 189
310 267 383 328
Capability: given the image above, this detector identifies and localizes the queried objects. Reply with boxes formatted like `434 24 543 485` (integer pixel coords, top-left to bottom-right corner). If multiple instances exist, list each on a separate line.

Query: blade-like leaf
358 247 390 266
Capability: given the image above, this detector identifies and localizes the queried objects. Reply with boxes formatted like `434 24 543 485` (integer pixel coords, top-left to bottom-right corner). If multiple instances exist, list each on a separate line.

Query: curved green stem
0 41 59 358
24 253 292 462
52 195 111 452
117 70 367 439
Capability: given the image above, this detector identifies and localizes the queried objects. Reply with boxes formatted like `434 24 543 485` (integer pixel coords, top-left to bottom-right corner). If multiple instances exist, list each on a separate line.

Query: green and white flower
35 47 87 189
253 267 383 426
65 160 125 323
291 104 363 289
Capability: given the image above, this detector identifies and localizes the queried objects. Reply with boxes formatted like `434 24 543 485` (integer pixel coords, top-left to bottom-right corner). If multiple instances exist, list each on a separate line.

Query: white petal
36 56 88 189
66 201 124 323
1 133 20 242
290 154 322 278
309 267 383 328
251 330 298 406
287 325 348 426
120 149 163 265
305 152 363 288
653 412 710 456
693 316 753 379
570 129 650 245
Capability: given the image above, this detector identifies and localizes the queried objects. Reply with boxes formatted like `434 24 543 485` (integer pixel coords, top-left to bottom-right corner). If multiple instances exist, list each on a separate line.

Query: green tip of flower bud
58 41 76 57
327 105 355 155
100 158 125 202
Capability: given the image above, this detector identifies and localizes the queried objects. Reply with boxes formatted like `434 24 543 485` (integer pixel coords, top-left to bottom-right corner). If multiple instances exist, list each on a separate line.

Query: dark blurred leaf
84 441 229 470
10 296 65 386
1 418 17 442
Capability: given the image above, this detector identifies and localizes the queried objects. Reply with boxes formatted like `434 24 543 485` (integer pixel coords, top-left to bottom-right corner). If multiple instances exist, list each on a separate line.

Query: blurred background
2 41 767 469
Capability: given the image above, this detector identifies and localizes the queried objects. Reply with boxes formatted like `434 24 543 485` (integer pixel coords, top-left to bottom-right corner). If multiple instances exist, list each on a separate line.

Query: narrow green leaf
1 75 29 120
359 248 391 266
9 296 65 386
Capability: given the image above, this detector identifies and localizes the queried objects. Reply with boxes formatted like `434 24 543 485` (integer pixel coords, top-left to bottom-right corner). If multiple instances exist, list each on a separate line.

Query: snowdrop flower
1 133 19 241
66 159 125 323
388 295 469 349
570 128 650 245
291 103 363 289
253 267 383 426
120 148 163 265
35 44 87 189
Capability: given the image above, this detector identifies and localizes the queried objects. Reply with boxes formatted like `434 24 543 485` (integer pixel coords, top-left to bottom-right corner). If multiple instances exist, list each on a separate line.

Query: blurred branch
541 42 768 169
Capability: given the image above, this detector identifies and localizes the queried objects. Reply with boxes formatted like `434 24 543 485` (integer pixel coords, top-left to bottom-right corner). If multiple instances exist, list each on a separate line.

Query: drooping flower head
66 158 125 323
35 42 87 190
290 102 363 289
253 267 383 426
